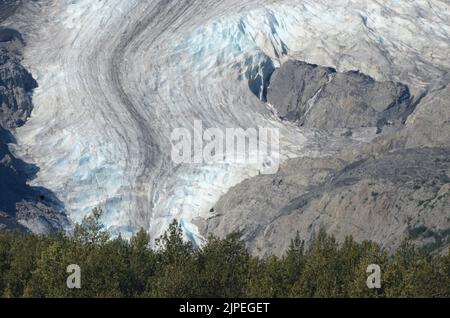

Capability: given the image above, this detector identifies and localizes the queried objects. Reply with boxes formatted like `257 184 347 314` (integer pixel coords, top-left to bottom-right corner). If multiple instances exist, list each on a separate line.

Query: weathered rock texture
0 29 36 128
267 60 413 133
201 61 450 257
202 146 450 257
0 1 21 24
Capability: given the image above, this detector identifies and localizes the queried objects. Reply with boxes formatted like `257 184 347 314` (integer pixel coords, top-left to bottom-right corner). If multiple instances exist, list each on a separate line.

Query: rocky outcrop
0 1 21 24
202 148 450 257
197 156 346 255
0 25 68 234
201 60 450 257
267 60 413 133
0 29 36 128
403 84 450 149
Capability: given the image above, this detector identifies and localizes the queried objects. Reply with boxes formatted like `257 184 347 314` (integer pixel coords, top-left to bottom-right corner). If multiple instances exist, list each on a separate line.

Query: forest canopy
0 209 449 298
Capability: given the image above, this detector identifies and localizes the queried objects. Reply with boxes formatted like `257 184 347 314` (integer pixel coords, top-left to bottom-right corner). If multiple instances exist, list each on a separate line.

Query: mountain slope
1 0 448 249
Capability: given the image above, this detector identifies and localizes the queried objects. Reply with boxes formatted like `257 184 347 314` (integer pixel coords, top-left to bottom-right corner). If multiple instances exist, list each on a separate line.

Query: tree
127 229 156 297
78 236 130 297
147 220 196 297
245 256 288 298
348 240 387 298
26 241 69 297
1 220 449 298
195 232 250 298
3 234 50 297
335 236 363 297
155 220 193 265
73 208 110 246
0 232 12 295
444 247 450 297
290 229 340 297
284 232 306 293
381 241 449 297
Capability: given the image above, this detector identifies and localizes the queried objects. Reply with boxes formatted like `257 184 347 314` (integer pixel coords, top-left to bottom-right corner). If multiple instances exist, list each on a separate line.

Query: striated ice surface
5 0 450 243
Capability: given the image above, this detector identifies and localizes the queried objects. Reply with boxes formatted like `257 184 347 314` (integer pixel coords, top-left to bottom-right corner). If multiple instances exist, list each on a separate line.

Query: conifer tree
290 229 340 297
73 208 110 246
148 220 195 297
196 232 250 298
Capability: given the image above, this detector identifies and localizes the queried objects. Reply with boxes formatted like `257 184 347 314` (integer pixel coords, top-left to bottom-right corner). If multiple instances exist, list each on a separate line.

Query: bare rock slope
202 62 450 257
267 60 413 133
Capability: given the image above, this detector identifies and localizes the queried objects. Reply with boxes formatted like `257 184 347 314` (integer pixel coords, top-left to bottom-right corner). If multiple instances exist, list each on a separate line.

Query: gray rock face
0 29 36 129
267 60 412 132
202 148 450 257
403 84 450 149
0 211 27 233
197 156 345 254
0 25 68 233
0 1 21 24
201 59 450 257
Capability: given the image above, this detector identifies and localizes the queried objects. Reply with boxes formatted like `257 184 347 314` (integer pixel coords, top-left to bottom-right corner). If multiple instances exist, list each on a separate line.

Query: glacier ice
4 0 449 243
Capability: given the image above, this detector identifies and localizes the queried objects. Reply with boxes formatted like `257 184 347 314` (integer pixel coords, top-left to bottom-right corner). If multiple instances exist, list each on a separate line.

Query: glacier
3 0 449 243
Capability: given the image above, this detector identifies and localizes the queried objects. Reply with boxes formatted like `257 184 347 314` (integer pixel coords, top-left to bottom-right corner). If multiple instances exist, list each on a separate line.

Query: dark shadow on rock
0 27 24 43
0 23 68 233
246 55 275 102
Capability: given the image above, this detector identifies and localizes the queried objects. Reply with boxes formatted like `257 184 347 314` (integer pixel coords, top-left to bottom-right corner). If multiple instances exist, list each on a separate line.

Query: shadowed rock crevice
246 56 275 102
